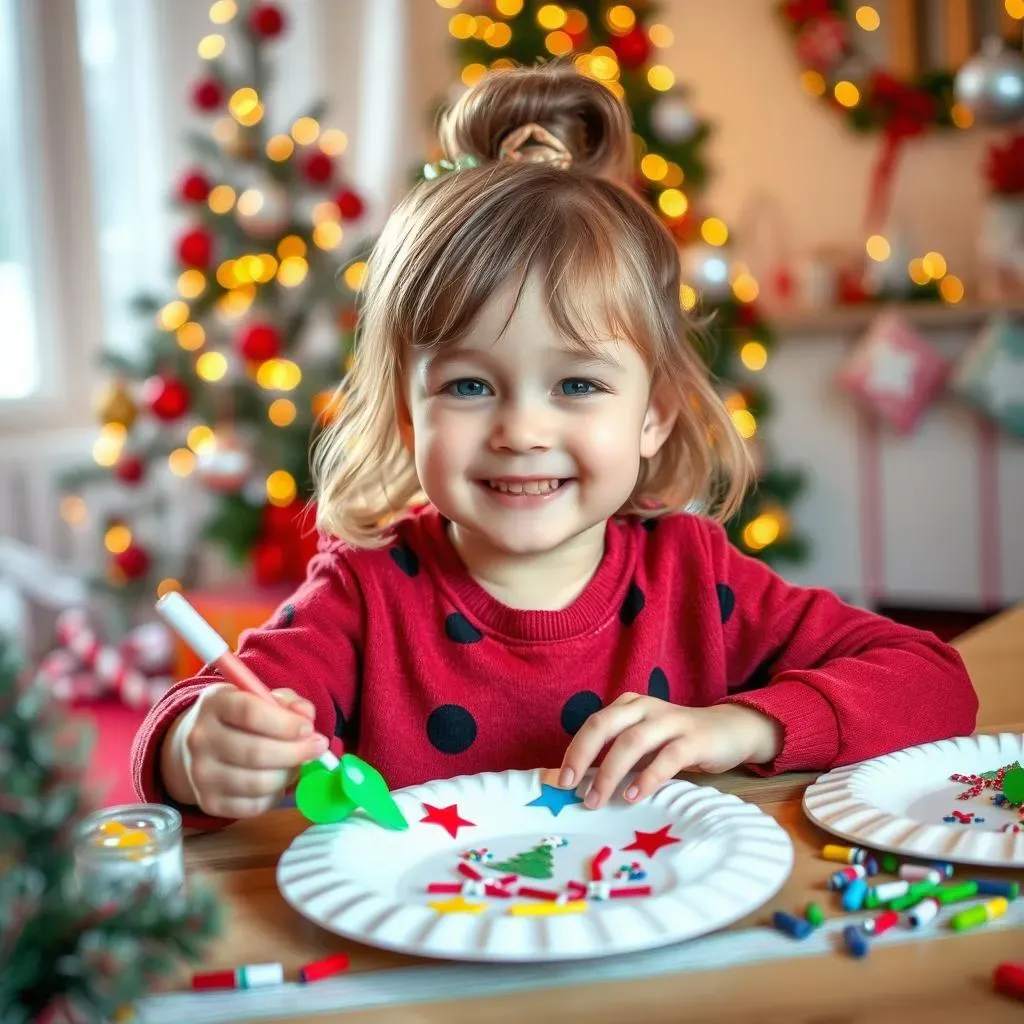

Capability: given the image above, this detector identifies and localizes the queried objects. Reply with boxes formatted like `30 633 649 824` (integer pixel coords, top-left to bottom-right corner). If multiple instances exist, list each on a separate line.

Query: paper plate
803 733 1024 867
277 768 793 962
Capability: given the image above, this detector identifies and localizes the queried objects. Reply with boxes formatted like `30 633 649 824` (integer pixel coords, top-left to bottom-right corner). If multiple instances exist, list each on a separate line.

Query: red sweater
132 508 977 828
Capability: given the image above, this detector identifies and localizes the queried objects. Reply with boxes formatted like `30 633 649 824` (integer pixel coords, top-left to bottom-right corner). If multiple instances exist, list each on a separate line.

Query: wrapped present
173 587 287 679
952 316 1024 437
837 313 951 434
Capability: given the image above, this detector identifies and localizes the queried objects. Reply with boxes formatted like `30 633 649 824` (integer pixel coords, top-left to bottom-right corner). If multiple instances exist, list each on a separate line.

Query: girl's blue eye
560 378 599 396
445 378 491 397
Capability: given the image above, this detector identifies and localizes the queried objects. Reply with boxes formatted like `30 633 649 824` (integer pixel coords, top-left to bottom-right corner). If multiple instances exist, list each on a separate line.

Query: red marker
300 952 351 984
994 962 1024 1002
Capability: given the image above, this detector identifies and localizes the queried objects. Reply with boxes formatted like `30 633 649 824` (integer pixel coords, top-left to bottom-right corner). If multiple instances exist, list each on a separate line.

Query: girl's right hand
161 683 328 818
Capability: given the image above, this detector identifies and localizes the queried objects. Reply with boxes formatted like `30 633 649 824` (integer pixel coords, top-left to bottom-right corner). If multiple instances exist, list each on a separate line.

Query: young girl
133 62 977 828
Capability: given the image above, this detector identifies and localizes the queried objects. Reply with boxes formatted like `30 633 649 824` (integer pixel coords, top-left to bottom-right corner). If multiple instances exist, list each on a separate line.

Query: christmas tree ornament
236 179 292 238
113 543 151 581
141 373 191 421
195 432 253 493
191 76 225 112
610 25 651 69
837 314 950 434
177 226 213 268
252 537 289 587
303 151 335 185
249 2 286 39
179 170 212 203
93 378 137 428
683 242 733 301
334 187 365 221
650 93 699 143
795 11 847 70
236 321 282 362
951 316 1024 437
113 453 146 486
955 37 1024 127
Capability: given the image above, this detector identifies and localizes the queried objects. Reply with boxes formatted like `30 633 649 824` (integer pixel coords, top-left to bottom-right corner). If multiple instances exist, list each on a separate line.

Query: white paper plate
277 768 793 962
803 733 1024 867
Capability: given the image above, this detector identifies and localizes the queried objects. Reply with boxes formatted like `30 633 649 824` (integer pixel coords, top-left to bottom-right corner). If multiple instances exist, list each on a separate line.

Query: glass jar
73 803 184 902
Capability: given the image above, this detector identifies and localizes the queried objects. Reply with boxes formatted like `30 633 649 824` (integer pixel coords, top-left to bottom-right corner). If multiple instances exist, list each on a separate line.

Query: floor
79 606 999 807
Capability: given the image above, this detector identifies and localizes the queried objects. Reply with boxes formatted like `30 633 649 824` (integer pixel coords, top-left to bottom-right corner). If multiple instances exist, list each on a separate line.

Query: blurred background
1 0 1022 800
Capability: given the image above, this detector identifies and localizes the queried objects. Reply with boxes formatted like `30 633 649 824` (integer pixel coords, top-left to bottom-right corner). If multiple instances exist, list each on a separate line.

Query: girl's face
404 275 674 563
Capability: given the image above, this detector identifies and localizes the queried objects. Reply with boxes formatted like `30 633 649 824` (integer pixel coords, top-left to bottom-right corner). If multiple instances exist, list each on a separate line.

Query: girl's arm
695 519 979 774
130 544 366 828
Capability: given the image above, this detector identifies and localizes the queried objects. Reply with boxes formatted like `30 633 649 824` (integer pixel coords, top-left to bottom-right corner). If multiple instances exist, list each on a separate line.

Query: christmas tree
60 0 370 628
443 0 808 564
0 636 220 1022
490 840 559 879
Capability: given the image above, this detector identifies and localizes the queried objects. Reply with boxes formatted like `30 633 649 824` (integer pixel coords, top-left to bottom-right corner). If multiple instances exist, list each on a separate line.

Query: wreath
777 0 960 233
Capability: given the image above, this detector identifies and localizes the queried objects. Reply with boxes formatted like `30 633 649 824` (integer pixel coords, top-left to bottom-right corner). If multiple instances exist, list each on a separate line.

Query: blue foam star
526 783 584 817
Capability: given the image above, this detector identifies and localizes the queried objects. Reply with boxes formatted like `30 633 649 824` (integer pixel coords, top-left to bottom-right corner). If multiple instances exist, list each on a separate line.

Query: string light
589 56 620 81
951 103 973 129
491 57 515 70
662 163 684 187
740 341 768 372
256 359 302 391
319 129 348 154
236 189 265 216
743 513 781 551
277 256 309 287
343 261 368 291
435 0 462 8
168 449 195 477
473 15 493 38
641 154 669 181
313 222 343 250
908 258 930 286
865 234 890 261
158 301 189 331
679 284 698 311
60 495 87 526
216 260 237 288
195 351 228 382
186 425 215 454
208 184 236 214
208 0 236 23
701 218 729 246
1007 0 1024 19
197 34 225 59
277 235 307 260
607 5 635 32
731 409 757 439
940 275 965 303
731 272 760 303
290 117 320 145
104 524 132 555
156 578 183 598
255 254 278 282
268 398 297 426
647 66 675 91
536 5 567 30
312 201 341 224
449 13 476 38
854 5 880 30
564 8 587 33
177 270 207 299
217 286 255 318
462 63 488 86
545 31 573 56
834 81 860 107
922 251 947 279
649 24 673 47
266 470 297 507
313 390 343 421
485 22 512 46
800 70 826 96
266 135 294 161
658 189 687 218
177 322 206 351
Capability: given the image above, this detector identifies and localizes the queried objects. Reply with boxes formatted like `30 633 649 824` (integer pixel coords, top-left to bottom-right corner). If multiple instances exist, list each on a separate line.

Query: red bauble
334 188 365 221
114 544 151 581
141 375 190 421
179 171 211 203
250 3 286 38
252 537 289 588
303 152 334 185
736 303 760 329
610 26 651 70
114 454 146 486
177 227 213 268
236 322 282 361
192 77 225 112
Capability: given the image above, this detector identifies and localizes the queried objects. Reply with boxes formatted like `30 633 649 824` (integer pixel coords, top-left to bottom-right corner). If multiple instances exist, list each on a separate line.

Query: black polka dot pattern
641 518 659 532
445 612 483 644
716 583 736 624
734 655 775 694
389 543 420 577
280 603 295 628
333 704 347 739
619 582 646 626
561 690 603 736
426 704 478 754
647 667 669 702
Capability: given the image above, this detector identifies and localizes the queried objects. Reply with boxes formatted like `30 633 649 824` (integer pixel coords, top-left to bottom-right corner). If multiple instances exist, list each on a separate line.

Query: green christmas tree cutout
488 836 567 879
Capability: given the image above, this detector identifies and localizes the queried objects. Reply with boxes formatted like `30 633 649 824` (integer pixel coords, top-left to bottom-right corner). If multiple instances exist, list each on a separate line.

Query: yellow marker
950 897 1008 932
428 895 488 915
509 900 589 917
822 844 860 864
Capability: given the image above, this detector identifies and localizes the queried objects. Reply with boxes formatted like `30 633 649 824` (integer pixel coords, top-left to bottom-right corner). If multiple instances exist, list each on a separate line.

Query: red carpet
75 698 148 806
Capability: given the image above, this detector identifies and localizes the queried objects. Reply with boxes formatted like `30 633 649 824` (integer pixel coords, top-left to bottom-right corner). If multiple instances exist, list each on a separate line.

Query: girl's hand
161 683 327 819
557 694 783 810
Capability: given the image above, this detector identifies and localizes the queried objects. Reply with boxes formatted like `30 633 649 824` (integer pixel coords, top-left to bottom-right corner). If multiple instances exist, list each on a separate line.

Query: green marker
881 854 899 873
805 902 825 927
935 881 979 906
950 896 1008 932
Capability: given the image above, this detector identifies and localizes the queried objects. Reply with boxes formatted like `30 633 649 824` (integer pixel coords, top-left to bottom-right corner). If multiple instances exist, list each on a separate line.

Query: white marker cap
155 592 229 665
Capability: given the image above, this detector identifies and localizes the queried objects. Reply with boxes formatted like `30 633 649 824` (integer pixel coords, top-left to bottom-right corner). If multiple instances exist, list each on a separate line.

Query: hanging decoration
954 37 1024 127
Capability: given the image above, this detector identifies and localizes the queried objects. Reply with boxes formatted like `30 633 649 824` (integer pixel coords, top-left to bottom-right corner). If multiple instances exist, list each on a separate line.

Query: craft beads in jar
73 803 184 902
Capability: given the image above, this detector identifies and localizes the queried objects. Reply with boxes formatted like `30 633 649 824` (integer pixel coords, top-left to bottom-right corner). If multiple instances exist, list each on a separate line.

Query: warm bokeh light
256 359 302 391
60 495 87 526
641 154 669 181
648 65 675 91
229 87 260 121
158 300 189 331
922 251 947 279
343 261 368 291
545 31 573 56
266 134 294 161
607 5 635 32
197 34 225 59
731 273 760 304
266 469 297 507
908 258 930 286
854 5 880 30
484 21 512 46
290 117 320 145
104 524 132 555
196 351 228 382
236 188 264 216
951 103 974 129
834 81 861 107
866 234 891 261
435 0 462 8
268 398 297 426
800 70 826 96
701 217 729 246
658 188 688 219
496 0 523 14
93 423 128 468
662 163 684 188
679 284 698 311
649 23 673 47
177 270 207 299
313 221 343 250
536 4 567 30
187 425 215 454
449 12 476 37
731 409 757 439
277 235 307 259
743 513 781 551
1007 0 1024 19
462 63 488 86
740 341 769 372
168 448 195 477
157 578 183 598
940 275 965 303
177 322 206 351
209 0 236 24
208 184 236 213
277 256 309 287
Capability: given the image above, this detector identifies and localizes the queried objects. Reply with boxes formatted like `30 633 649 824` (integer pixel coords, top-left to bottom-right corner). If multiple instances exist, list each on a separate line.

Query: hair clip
422 154 480 180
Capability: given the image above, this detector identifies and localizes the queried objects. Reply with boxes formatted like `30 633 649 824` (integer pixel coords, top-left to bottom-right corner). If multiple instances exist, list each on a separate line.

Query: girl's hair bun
439 60 633 182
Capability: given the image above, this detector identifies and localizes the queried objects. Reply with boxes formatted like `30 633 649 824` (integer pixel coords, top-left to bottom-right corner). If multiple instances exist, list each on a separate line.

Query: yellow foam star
428 895 488 915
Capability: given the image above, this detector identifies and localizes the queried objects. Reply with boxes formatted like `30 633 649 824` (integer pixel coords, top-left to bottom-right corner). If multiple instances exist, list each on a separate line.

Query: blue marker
772 910 812 940
842 877 868 912
844 924 869 958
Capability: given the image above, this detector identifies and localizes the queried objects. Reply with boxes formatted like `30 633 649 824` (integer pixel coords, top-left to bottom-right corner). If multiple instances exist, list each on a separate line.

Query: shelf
767 301 1024 335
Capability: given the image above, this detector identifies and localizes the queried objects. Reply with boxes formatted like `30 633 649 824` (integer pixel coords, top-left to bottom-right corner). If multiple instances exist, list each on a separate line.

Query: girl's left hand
557 694 783 810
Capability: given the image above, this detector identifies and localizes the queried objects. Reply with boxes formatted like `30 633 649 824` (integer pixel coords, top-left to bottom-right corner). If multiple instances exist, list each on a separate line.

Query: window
0 0 41 400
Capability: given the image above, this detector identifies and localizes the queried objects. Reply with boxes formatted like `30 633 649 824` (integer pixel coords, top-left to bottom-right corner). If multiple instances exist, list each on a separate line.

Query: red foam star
621 825 681 858
420 803 476 839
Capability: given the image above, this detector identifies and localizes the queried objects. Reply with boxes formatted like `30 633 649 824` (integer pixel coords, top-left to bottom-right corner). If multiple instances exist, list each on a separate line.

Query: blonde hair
314 61 751 548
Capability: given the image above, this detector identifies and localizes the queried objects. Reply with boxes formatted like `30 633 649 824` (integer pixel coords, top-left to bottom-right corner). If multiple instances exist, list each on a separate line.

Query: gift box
952 316 1024 437
174 587 289 679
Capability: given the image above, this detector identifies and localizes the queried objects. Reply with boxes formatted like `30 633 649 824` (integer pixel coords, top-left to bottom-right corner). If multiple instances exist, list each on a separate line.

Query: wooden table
169 606 1024 1023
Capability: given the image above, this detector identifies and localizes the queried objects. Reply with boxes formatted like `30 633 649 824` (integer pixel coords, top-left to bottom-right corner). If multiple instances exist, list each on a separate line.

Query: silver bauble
650 94 699 143
954 37 1024 126
683 243 732 301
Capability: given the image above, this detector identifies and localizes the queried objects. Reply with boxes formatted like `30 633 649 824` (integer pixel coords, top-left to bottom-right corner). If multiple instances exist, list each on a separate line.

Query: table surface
170 605 1024 1023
